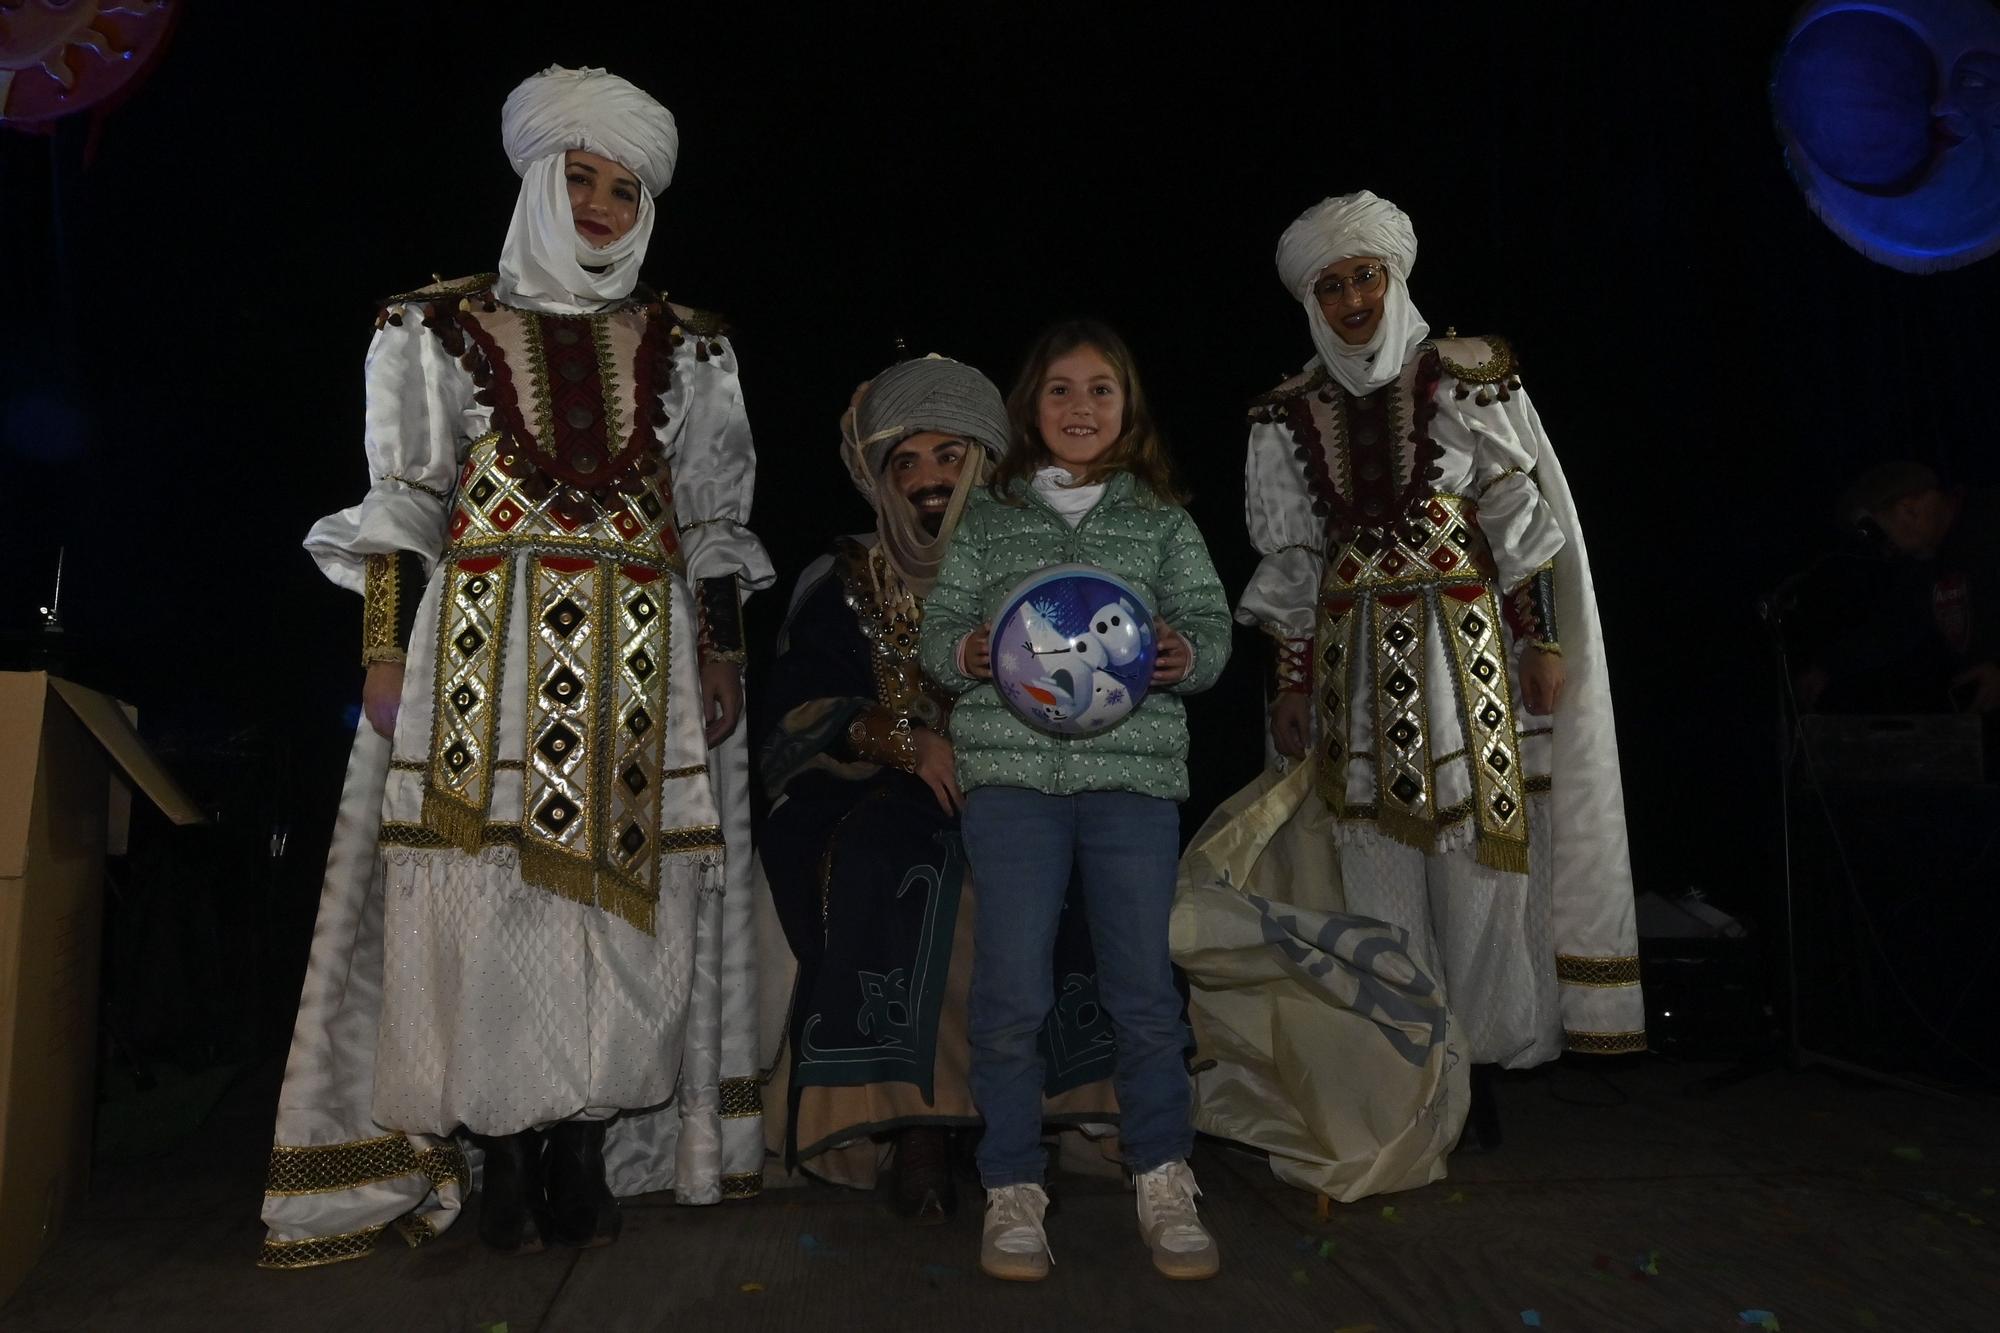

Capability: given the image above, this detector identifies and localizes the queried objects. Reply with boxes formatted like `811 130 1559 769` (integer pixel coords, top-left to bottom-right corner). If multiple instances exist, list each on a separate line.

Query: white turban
1275 190 1430 397
495 66 680 313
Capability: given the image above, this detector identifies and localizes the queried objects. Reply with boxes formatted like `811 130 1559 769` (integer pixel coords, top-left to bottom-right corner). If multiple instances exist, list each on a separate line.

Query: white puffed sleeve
303 314 474 595
663 333 777 595
1237 419 1325 635
1456 383 1568 595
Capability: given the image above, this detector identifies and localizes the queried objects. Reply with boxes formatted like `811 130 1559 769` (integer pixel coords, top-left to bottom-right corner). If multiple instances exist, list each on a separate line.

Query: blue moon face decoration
990 565 1158 737
1772 0 2000 272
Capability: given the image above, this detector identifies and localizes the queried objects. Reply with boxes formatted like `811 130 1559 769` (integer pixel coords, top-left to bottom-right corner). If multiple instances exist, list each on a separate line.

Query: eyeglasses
1312 264 1386 301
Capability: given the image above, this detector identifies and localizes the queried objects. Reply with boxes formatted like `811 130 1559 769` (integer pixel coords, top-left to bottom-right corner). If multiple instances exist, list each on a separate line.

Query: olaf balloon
991 565 1158 735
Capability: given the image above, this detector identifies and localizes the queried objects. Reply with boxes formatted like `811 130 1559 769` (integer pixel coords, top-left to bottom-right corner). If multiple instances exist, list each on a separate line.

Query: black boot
544 1118 621 1248
473 1130 549 1255
892 1126 956 1224
1462 1063 1503 1153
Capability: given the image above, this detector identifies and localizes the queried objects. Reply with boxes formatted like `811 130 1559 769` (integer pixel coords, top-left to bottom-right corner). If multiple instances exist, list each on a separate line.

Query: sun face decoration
0 0 174 128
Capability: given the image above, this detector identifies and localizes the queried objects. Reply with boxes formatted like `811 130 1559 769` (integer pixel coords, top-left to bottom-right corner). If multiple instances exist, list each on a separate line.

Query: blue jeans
960 786 1193 1188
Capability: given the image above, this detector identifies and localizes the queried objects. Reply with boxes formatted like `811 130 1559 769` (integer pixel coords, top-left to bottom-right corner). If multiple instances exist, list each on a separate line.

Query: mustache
907 485 954 506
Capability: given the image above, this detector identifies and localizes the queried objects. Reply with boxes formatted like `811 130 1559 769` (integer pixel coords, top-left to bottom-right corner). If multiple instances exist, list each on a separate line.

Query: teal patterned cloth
919 472 1231 800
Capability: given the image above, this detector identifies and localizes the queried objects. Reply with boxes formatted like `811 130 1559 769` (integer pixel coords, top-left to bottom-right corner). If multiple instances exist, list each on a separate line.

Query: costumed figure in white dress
1172 190 1641 1200
258 65 774 1267
757 357 1118 1220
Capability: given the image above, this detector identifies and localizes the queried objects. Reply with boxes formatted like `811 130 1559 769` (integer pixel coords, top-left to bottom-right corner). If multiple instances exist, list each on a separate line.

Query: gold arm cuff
1555 954 1641 987
719 1075 764 1119
846 706 918 772
361 553 401 667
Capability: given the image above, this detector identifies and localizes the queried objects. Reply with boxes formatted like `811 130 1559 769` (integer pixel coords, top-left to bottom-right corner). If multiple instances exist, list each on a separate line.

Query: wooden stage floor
4 1056 1994 1332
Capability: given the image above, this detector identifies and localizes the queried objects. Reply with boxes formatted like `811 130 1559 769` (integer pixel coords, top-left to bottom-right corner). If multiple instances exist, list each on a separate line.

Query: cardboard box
0 672 204 1307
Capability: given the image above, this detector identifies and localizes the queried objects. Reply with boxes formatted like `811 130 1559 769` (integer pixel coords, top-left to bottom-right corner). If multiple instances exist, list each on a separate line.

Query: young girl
918 320 1232 1281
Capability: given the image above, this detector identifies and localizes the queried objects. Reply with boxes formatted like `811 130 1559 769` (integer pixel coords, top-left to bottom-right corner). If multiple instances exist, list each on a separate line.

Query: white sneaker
980 1183 1053 1281
1134 1160 1219 1279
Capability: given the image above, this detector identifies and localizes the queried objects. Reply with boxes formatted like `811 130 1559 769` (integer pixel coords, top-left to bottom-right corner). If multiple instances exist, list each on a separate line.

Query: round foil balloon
990 565 1157 735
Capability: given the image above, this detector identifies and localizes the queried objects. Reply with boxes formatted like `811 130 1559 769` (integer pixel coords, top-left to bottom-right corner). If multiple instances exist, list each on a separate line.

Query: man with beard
758 356 1117 1221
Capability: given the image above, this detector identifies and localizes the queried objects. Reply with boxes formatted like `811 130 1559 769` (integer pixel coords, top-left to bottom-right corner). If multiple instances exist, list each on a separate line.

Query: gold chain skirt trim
256 1224 387 1270
1565 1029 1648 1055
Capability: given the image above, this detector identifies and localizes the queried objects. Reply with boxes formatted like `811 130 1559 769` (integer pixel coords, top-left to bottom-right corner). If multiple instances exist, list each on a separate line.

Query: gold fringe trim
1566 1029 1648 1055
1472 832 1531 876
519 839 659 938
257 1224 385 1270
720 1171 763 1200
1556 954 1642 987
1371 806 1441 857
421 785 488 856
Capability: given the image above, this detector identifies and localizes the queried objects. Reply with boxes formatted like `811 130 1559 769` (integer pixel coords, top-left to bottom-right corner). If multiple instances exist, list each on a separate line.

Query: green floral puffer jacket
918 472 1231 801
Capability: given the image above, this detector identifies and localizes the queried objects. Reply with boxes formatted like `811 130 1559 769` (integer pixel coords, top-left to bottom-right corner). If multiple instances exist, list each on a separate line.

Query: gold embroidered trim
1432 334 1516 384
720 1171 763 1200
660 763 710 780
1565 1029 1648 1055
381 820 724 855
361 554 404 667
667 302 730 338
264 1134 470 1197
1556 955 1641 987
379 272 498 306
846 707 917 771
719 1076 763 1119
423 555 515 854
256 1224 385 1270
384 473 451 505
394 1214 441 1249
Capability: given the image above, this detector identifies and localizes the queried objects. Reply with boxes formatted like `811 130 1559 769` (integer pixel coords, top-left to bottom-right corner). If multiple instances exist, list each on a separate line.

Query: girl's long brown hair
991 319 1188 506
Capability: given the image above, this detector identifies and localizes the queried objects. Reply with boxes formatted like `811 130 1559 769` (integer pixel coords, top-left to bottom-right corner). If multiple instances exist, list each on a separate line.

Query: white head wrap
1275 190 1430 396
495 66 680 314
840 355 1007 598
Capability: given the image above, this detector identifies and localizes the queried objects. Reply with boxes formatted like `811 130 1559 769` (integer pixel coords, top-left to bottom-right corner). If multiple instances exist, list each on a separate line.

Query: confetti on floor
1379 1205 1401 1223
738 1284 763 1295
1291 1268 1311 1286
1637 1249 1661 1275
1446 1191 1466 1203
1520 1311 1543 1327
1319 1240 1337 1260
1739 1310 1781 1330
1892 1146 1926 1163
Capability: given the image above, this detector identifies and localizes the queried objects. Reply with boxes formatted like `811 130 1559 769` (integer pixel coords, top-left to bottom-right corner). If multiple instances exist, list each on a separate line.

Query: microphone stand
1695 572 1951 1097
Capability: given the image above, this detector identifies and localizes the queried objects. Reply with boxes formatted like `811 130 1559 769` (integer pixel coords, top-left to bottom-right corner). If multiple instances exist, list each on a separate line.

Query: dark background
4 3 1998 1070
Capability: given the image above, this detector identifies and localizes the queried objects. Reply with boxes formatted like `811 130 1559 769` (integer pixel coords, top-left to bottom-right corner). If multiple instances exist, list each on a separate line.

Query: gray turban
841 354 1008 598
850 355 1009 482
